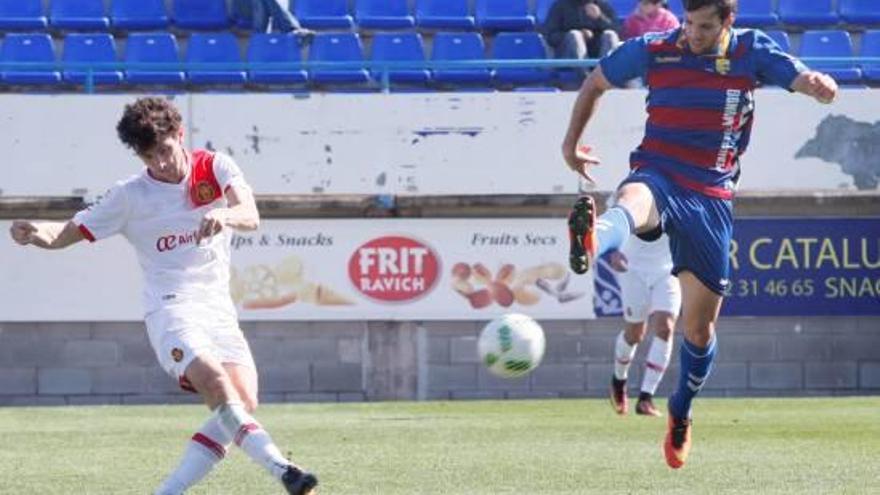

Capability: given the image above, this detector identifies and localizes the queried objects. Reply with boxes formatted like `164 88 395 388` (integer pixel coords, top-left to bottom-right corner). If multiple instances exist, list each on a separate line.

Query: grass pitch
0 397 877 494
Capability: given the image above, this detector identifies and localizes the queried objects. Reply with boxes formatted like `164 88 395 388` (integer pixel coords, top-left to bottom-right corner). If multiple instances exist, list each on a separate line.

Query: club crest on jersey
715 58 731 75
171 348 184 363
194 180 219 205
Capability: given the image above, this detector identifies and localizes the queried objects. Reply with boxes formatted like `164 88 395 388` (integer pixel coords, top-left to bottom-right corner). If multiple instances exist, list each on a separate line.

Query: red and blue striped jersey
600 28 807 199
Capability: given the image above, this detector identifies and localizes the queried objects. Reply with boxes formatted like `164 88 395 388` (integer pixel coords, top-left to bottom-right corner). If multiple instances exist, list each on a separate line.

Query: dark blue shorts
621 168 733 295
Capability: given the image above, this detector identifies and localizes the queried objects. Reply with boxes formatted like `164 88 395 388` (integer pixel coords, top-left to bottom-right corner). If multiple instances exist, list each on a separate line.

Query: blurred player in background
8 97 316 495
607 228 681 417
561 0 837 468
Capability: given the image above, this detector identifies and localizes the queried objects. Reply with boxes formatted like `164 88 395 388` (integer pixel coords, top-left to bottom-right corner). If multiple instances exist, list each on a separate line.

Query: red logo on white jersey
348 236 440 302
156 231 198 252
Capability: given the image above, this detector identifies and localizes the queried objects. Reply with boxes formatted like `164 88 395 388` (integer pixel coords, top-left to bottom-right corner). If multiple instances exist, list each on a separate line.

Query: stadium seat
416 0 475 30
50 0 110 30
666 2 684 19
294 0 355 29
736 0 777 27
431 32 491 87
111 0 169 30
62 33 123 85
778 0 838 27
187 32 247 84
355 0 414 29
173 0 230 30
765 30 791 53
535 0 554 26
475 0 535 31
608 0 634 23
491 32 552 87
0 0 47 30
860 30 880 83
800 30 861 84
247 33 307 85
308 32 370 85
0 33 61 85
839 0 880 25
370 32 430 86
124 32 185 85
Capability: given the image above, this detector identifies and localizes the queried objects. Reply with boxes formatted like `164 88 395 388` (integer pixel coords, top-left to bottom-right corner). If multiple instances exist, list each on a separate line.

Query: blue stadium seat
666 1 684 19
839 0 880 25
370 32 430 85
476 0 535 31
247 33 307 85
187 32 247 84
0 0 47 30
416 0 475 30
173 0 230 30
859 30 880 83
50 0 110 30
431 32 491 87
608 0 634 23
765 30 791 53
491 32 552 87
355 0 414 29
535 0 554 26
0 33 61 85
308 32 370 85
295 0 355 29
111 0 169 30
800 30 861 84
778 0 838 27
124 32 185 85
62 33 123 85
736 0 777 27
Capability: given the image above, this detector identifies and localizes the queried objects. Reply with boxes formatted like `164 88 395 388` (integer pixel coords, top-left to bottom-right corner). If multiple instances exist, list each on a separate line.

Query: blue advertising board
594 218 880 317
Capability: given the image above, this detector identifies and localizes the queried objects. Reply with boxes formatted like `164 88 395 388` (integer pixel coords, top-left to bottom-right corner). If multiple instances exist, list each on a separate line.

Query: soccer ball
478 313 546 378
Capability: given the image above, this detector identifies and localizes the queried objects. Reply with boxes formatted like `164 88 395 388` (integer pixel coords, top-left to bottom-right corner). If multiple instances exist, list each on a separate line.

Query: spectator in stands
233 0 314 40
544 0 621 63
622 0 680 40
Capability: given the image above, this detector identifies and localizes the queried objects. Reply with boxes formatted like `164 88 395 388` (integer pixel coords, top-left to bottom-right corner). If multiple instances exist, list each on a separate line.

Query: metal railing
0 57 876 94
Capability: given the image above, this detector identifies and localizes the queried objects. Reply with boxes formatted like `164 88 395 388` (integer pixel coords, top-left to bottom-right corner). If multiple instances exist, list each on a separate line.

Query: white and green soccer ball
478 313 546 378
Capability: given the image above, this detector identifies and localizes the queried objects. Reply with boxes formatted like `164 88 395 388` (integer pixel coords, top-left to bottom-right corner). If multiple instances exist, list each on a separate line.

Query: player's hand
811 72 837 104
9 220 38 245
562 142 600 185
608 250 629 273
196 209 227 244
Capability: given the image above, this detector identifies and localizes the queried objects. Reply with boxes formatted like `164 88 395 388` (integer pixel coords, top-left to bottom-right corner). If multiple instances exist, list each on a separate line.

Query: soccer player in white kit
8 97 317 495
607 227 681 417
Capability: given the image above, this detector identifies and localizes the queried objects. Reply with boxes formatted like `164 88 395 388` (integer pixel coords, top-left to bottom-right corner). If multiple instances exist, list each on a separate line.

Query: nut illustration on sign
230 255 354 310
450 261 579 309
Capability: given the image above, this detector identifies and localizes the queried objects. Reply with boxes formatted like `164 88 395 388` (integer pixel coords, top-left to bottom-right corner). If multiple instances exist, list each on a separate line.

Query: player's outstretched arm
9 220 85 250
196 184 260 243
561 66 613 183
791 70 838 104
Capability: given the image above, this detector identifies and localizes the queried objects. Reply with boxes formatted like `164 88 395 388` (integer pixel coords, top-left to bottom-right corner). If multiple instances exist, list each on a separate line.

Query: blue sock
668 336 717 419
596 205 634 256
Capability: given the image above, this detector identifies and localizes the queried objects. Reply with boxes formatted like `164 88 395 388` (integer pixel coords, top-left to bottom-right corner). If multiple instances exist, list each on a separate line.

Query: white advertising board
0 219 595 322
0 91 875 197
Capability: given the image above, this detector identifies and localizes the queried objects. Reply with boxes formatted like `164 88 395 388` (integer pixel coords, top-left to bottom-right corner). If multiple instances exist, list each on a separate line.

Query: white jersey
73 150 249 317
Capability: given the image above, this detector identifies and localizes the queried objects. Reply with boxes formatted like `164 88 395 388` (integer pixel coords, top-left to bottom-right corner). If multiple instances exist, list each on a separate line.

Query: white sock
613 330 637 381
216 402 290 480
155 416 232 495
641 336 673 395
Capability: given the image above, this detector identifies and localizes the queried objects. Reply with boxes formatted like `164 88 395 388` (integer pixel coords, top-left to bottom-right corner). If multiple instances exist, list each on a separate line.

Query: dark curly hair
683 0 737 20
116 97 183 155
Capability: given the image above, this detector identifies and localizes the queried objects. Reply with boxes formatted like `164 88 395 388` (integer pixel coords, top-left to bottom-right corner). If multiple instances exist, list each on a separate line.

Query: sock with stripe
668 336 717 419
155 415 231 495
215 402 290 480
640 335 673 395
613 330 637 381
596 205 635 257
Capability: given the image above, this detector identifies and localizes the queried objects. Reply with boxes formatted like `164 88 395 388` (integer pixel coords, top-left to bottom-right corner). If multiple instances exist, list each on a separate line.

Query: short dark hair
682 0 737 20
116 97 183 155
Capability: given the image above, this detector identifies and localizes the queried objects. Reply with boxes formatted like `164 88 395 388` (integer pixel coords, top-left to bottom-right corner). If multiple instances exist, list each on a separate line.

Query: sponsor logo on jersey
156 230 199 252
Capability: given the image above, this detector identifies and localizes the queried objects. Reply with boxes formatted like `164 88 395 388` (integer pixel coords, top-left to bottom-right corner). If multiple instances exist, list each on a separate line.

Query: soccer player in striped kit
9 97 317 494
561 0 837 468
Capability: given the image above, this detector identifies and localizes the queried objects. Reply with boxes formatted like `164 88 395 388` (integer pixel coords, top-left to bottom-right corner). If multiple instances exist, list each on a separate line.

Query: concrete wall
1 316 877 405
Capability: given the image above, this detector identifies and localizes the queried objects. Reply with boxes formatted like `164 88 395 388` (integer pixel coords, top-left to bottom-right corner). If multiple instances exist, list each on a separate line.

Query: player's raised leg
664 272 721 469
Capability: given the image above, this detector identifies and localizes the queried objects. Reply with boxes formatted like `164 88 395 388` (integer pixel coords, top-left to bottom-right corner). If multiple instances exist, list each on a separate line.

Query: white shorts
144 303 256 392
618 268 682 323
